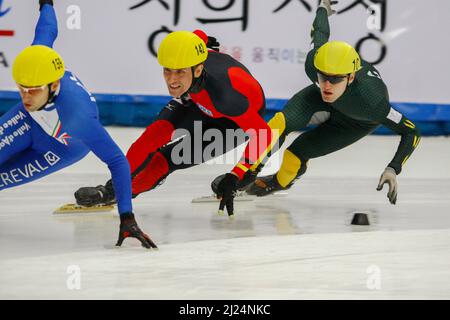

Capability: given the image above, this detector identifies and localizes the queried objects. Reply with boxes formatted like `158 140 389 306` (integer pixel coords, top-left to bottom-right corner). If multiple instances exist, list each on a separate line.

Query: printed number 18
352 58 360 71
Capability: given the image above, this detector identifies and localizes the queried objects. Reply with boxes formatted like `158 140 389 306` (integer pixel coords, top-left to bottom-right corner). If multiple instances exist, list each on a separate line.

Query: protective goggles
317 71 349 84
16 83 47 95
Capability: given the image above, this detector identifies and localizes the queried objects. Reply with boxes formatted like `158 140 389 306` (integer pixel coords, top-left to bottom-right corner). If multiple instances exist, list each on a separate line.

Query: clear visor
17 84 47 95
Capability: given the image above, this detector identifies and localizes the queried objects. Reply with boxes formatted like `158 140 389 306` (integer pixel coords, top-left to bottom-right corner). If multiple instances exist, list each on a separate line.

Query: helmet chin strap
334 75 353 102
188 66 206 94
177 66 206 101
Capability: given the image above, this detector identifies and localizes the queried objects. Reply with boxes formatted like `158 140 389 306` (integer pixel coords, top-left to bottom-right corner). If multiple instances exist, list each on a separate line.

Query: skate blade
53 203 116 214
192 191 289 203
192 195 255 203
258 192 289 198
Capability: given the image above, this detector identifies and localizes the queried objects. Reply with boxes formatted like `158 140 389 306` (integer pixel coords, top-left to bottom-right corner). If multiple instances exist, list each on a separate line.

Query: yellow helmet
157 31 208 69
13 45 65 87
314 41 362 75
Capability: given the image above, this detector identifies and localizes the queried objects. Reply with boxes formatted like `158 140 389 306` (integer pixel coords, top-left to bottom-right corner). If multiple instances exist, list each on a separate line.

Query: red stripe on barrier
0 30 14 37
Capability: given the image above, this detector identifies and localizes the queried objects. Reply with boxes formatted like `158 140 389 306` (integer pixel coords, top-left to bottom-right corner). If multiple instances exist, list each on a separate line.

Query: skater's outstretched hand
116 213 158 249
206 36 220 52
216 173 239 217
376 167 398 205
319 0 338 16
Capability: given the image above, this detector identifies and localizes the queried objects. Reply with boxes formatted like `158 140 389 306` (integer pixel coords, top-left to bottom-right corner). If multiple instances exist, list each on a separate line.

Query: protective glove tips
377 167 398 205
206 36 220 52
319 0 338 16
116 213 158 249
217 173 239 216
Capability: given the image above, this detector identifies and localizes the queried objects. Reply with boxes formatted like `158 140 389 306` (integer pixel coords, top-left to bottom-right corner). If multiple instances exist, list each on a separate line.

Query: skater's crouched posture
244 0 421 204
0 1 155 248
76 30 272 216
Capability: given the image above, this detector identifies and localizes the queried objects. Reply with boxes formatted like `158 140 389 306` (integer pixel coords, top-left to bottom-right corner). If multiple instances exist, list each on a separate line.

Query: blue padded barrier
1 91 449 135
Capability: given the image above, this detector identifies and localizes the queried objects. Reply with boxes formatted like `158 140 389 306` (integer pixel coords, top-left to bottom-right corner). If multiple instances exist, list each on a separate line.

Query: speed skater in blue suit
0 0 156 249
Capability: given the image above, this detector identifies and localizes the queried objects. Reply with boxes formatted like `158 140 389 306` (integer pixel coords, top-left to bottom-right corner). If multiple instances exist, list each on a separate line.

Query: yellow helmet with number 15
12 45 65 87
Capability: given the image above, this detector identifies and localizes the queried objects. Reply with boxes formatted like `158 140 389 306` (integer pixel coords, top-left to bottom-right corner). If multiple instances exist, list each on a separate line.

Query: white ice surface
0 128 449 299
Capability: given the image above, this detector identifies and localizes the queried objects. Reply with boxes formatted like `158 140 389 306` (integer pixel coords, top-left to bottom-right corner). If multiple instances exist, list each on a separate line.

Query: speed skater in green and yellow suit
238 0 421 206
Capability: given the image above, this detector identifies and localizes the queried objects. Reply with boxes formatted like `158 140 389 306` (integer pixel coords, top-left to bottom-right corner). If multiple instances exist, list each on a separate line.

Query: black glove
206 36 220 52
216 173 239 217
39 0 53 10
116 213 158 249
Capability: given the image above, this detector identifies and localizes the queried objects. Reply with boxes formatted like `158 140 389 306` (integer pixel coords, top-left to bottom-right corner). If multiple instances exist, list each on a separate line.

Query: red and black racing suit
127 32 272 196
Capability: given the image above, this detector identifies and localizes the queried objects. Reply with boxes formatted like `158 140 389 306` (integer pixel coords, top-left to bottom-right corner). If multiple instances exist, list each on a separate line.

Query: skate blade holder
192 191 288 203
53 203 116 214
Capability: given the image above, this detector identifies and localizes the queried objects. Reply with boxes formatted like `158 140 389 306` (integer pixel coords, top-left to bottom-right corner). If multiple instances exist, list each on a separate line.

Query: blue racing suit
0 4 132 214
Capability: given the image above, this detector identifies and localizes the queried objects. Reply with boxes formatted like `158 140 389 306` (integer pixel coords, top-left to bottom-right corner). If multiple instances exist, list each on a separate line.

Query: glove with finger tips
116 213 157 249
206 36 220 52
376 167 398 205
217 173 239 216
319 0 338 16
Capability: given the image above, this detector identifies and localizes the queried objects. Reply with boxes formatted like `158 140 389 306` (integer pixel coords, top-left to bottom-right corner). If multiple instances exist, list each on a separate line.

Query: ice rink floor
1 128 449 299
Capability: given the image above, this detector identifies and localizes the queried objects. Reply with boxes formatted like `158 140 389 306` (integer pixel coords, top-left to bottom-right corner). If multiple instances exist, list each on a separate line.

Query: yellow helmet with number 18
314 41 362 75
